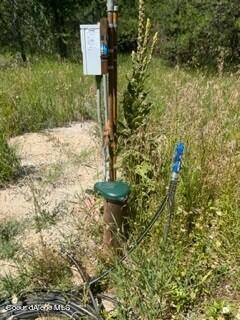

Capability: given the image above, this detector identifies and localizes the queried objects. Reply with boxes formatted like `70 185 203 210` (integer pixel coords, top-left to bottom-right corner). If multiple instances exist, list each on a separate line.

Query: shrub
118 17 138 53
0 220 24 259
0 133 20 186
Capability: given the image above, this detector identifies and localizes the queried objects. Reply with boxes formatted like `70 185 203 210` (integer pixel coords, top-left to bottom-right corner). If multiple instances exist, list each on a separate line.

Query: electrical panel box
80 24 101 75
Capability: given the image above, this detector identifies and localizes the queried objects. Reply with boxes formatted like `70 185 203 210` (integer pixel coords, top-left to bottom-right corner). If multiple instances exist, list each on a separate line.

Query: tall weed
0 133 20 186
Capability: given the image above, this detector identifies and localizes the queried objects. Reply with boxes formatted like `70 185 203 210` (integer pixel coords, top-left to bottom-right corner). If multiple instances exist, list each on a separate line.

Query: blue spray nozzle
172 143 185 174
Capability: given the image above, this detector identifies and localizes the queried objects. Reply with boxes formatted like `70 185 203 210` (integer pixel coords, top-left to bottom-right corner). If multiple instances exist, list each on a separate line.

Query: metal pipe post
102 0 125 252
112 2 118 181
107 0 116 181
96 75 103 140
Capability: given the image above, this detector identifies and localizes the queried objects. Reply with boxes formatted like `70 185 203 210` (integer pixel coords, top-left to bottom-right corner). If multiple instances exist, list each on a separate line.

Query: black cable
66 253 102 318
0 293 101 320
89 194 169 286
163 179 178 242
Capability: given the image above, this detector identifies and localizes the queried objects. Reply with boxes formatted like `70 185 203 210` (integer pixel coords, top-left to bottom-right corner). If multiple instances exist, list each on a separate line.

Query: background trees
0 0 52 59
0 0 239 66
153 0 240 65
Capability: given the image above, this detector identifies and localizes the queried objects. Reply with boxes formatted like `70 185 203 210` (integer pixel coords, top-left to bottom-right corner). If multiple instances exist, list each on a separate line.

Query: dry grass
114 59 240 319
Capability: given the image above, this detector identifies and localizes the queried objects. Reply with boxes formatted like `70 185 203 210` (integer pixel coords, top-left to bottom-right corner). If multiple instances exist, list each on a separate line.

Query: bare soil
0 121 104 279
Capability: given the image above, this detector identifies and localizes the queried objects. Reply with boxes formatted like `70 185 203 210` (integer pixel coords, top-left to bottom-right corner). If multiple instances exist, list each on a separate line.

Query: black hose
89 194 169 286
66 254 100 311
0 294 93 319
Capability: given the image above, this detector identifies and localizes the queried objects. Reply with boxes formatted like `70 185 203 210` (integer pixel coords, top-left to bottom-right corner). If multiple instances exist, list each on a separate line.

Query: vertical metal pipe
103 74 110 181
103 0 123 251
107 0 115 181
104 200 128 249
96 75 103 139
103 74 109 124
96 75 107 182
112 3 118 181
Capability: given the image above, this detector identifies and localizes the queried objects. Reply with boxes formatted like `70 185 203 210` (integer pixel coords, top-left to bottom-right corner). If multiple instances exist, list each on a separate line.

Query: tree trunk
52 6 68 58
11 0 27 62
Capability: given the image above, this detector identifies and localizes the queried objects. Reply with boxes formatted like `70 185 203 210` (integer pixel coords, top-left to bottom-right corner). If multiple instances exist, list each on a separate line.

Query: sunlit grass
114 56 240 318
0 54 239 318
0 56 95 137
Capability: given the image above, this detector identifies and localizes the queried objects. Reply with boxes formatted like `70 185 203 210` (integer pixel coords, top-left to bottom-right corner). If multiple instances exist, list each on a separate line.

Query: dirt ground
0 121 104 279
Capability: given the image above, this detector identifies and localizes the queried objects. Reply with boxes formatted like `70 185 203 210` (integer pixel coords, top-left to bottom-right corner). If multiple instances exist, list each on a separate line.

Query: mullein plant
118 0 159 218
119 0 158 135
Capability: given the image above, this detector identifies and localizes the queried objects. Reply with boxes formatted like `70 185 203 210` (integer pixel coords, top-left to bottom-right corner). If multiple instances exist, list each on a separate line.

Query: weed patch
0 220 24 259
0 133 20 186
23 246 73 289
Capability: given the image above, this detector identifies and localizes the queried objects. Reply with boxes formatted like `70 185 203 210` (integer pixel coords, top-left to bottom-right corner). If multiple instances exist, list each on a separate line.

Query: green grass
0 247 73 297
0 273 29 298
0 133 20 186
0 55 95 137
113 57 240 319
0 220 25 259
0 54 239 318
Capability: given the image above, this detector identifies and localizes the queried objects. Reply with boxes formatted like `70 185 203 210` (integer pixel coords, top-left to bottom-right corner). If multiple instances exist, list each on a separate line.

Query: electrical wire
89 194 169 286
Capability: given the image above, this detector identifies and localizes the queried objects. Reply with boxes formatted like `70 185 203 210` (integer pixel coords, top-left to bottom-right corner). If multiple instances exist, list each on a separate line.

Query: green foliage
121 1 157 132
0 57 94 137
23 246 73 288
1 0 239 65
151 0 240 66
39 0 84 58
0 133 20 186
0 0 52 59
115 47 240 318
0 220 24 259
0 246 72 298
0 0 106 59
118 0 138 52
118 17 138 53
0 57 93 186
0 274 29 298
112 237 229 318
0 51 238 318
118 0 158 219
33 209 59 231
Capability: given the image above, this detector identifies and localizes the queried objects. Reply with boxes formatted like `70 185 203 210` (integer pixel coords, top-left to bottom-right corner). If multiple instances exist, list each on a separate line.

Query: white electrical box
80 24 101 75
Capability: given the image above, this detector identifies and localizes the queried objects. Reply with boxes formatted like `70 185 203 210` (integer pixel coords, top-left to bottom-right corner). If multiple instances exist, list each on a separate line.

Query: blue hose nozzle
172 143 185 174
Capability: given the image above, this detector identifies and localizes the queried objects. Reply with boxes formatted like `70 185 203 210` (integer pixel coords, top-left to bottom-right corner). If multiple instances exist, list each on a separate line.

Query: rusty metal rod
107 0 117 181
112 3 118 181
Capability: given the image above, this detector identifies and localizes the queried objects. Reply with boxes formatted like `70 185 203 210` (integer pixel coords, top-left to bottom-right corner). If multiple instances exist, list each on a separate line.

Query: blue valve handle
101 43 109 57
172 143 185 175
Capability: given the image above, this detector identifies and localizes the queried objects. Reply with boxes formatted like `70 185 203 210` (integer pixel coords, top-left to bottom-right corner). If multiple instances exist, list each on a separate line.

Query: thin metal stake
103 74 110 181
96 75 103 139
